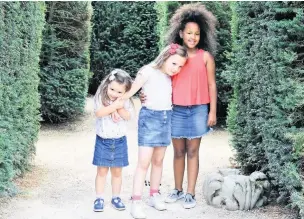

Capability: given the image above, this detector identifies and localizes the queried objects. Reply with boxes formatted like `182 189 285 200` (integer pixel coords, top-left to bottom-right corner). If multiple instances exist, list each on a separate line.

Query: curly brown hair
166 3 218 56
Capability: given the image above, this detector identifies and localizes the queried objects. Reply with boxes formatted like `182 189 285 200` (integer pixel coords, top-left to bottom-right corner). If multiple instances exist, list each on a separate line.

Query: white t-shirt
139 65 172 110
94 94 133 139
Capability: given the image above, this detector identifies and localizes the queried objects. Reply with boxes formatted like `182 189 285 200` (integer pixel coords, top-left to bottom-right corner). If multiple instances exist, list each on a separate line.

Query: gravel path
0 97 296 219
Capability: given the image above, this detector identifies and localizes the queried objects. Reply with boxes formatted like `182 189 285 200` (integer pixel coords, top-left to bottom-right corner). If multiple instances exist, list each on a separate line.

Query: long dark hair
166 3 217 56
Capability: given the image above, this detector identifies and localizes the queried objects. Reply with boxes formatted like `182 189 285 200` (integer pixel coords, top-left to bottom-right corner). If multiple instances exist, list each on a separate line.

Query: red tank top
172 49 210 106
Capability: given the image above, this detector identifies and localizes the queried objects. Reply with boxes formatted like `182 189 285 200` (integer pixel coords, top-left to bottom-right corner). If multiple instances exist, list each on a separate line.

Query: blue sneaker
165 189 185 203
94 198 104 212
183 193 196 209
111 197 125 211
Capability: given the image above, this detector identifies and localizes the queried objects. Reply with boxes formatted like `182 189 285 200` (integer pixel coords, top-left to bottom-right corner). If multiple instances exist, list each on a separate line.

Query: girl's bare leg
150 147 167 191
110 167 122 196
132 147 154 196
172 138 187 191
95 166 109 196
186 138 202 195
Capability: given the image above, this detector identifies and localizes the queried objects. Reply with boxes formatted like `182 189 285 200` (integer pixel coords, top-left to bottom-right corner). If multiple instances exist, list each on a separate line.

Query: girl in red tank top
164 3 218 209
172 49 210 106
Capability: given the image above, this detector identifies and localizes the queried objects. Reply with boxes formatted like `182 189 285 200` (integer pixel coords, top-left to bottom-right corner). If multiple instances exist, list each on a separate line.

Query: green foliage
290 133 304 217
226 1 304 214
204 2 232 123
89 2 159 94
155 1 181 50
0 2 45 195
155 2 168 51
39 2 92 123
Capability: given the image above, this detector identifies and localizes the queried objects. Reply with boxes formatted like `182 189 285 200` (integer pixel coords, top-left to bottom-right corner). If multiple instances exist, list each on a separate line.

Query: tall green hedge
155 1 180 50
226 1 304 215
204 2 232 123
155 1 232 124
39 2 92 123
0 2 45 195
89 1 159 94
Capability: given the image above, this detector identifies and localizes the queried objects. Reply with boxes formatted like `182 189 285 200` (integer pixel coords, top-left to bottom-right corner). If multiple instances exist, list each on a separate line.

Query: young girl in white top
122 44 188 219
93 69 133 212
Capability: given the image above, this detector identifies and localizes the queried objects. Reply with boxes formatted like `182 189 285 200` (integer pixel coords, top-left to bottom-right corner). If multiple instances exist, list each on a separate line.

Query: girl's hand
111 111 121 123
120 94 129 101
139 90 146 103
208 112 217 127
112 98 125 109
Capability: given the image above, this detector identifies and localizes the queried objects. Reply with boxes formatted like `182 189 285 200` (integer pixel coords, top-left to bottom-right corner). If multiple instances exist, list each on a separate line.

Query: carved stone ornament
203 169 270 211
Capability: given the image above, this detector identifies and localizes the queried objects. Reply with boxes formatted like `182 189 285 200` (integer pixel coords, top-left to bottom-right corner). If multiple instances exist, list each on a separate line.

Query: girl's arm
205 51 217 126
117 99 134 120
117 108 131 120
115 67 149 120
122 68 149 99
95 105 116 118
95 99 124 118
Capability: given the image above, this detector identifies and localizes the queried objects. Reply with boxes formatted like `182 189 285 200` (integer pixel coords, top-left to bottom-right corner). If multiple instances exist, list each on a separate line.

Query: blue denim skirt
93 135 129 167
171 104 211 139
138 107 172 147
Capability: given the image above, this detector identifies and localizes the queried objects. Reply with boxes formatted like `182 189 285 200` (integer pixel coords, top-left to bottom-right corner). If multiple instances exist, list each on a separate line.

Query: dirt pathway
0 97 295 219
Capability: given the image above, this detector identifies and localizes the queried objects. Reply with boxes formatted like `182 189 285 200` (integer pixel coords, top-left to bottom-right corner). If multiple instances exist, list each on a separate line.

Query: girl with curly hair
140 3 218 209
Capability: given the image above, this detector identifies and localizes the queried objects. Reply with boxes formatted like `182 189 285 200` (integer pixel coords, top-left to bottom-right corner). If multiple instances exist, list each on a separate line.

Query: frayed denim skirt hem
93 135 129 167
171 104 211 140
138 143 170 147
138 107 172 147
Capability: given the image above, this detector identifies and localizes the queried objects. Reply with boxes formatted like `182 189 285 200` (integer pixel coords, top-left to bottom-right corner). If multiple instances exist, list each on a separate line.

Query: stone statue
203 168 270 211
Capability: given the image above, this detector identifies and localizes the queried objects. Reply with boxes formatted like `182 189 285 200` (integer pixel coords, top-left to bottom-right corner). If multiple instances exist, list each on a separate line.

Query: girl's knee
174 148 186 159
110 167 122 177
187 148 199 159
97 167 109 177
151 157 164 167
137 159 150 171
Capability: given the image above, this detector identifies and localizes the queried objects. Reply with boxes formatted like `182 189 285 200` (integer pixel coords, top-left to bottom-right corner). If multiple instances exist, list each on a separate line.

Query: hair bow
169 43 179 55
109 71 117 81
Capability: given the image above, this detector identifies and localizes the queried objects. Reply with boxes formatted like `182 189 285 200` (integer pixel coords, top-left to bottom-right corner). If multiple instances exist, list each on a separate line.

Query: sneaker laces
133 200 142 205
133 200 145 210
154 191 162 196
153 192 163 201
169 189 183 198
168 189 178 197
184 194 195 203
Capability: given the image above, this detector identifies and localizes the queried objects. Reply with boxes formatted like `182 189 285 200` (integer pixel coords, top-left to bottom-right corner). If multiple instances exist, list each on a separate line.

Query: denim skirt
93 135 129 167
171 104 211 139
138 107 172 147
